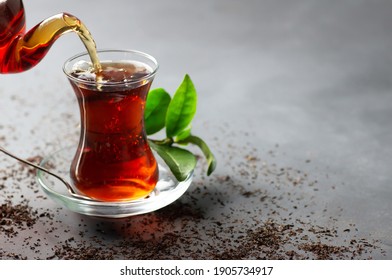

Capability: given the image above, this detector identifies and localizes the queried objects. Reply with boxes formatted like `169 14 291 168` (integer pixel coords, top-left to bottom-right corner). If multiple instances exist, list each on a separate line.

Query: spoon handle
0 146 95 201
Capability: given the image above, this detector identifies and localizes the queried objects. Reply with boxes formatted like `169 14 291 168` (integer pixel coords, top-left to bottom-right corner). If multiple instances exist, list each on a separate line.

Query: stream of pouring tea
62 13 102 72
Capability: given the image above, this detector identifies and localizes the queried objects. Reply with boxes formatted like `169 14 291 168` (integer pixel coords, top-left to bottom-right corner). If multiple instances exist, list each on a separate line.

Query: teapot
0 0 99 73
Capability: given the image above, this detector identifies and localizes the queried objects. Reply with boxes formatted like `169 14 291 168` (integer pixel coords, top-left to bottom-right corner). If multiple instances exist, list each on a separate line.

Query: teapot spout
1 12 99 73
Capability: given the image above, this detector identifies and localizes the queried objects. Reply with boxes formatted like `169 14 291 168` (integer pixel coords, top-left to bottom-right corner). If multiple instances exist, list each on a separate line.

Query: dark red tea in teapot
0 0 25 70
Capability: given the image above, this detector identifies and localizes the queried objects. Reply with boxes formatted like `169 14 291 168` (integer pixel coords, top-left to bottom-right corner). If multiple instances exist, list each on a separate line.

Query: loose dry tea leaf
0 200 38 238
0 124 385 260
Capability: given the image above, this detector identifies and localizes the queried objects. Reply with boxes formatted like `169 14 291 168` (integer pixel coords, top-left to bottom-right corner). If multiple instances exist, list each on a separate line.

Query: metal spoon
0 146 96 201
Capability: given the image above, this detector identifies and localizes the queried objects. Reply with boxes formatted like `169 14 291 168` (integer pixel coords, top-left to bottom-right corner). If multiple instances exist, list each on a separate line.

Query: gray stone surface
1 0 392 259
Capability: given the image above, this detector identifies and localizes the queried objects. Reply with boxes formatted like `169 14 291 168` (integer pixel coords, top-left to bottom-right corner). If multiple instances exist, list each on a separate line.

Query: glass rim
62 49 159 87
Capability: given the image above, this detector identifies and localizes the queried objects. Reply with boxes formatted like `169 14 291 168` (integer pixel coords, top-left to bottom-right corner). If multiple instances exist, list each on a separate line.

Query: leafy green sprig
144 74 217 181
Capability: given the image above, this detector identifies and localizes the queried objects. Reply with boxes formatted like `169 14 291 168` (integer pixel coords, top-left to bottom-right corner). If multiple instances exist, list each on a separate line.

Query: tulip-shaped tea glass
64 49 159 202
36 49 193 217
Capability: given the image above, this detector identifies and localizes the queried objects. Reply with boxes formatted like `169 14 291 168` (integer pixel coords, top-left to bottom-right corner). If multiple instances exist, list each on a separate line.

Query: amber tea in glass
63 50 159 202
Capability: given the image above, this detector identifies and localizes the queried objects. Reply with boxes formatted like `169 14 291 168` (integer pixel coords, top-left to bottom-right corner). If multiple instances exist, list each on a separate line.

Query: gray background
1 0 392 259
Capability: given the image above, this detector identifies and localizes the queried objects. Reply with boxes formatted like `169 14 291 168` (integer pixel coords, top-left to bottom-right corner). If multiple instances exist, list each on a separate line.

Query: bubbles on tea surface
71 60 96 81
70 60 152 85
99 63 136 83
98 61 151 84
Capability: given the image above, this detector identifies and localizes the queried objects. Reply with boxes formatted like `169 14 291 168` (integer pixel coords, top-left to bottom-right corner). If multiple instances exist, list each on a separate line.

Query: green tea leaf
178 135 217 176
175 127 192 142
149 141 197 181
144 88 171 135
166 74 197 138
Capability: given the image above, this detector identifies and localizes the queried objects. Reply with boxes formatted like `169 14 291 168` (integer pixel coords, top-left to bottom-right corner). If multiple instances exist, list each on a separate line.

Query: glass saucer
36 147 193 218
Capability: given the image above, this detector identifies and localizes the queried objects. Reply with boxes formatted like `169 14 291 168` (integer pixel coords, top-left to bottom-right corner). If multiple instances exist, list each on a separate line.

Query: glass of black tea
63 50 159 202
